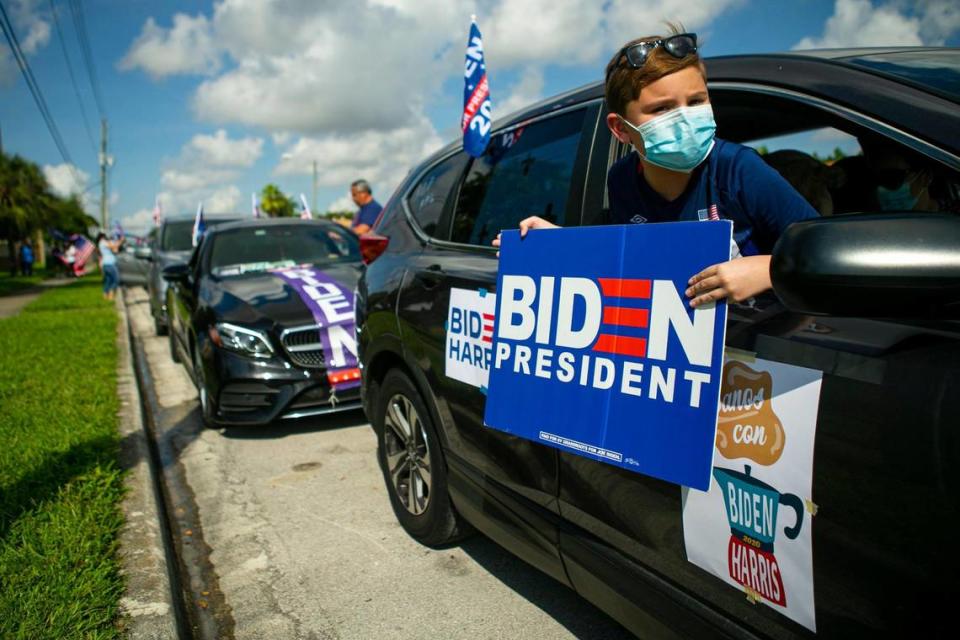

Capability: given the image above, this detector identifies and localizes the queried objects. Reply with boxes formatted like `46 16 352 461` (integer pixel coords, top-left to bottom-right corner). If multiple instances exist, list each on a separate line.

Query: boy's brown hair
604 27 706 117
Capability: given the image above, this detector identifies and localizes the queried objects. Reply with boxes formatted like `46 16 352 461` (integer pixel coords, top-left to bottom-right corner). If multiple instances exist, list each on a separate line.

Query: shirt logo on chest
630 214 647 224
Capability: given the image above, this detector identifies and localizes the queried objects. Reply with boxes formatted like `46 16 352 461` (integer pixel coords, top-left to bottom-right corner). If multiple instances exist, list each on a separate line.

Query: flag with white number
462 16 492 158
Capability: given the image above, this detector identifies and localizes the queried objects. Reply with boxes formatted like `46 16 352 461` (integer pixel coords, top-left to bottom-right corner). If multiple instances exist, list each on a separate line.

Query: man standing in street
349 179 382 235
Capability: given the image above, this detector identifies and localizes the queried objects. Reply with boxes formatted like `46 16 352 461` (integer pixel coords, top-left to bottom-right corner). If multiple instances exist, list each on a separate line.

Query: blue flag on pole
192 202 206 247
462 16 491 158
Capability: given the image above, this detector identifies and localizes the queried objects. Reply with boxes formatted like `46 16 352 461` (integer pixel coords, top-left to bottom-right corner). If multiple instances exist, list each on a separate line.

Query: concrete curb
116 289 182 639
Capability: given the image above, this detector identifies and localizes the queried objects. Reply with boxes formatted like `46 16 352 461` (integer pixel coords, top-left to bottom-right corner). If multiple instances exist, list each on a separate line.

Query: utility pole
99 119 108 229
312 159 318 214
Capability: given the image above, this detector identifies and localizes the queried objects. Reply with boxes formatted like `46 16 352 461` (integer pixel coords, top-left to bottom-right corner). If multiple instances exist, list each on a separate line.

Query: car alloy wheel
375 369 471 546
383 394 431 515
193 345 216 427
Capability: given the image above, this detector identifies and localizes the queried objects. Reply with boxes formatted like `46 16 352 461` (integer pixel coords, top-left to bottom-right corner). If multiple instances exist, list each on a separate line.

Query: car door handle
415 264 443 289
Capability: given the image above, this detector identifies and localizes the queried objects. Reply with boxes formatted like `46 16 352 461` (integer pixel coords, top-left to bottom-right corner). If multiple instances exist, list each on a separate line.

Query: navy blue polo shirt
353 199 383 229
607 139 818 255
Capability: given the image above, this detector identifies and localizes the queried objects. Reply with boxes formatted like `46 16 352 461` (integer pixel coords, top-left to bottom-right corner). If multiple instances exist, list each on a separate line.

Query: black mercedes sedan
357 48 959 638
164 218 363 427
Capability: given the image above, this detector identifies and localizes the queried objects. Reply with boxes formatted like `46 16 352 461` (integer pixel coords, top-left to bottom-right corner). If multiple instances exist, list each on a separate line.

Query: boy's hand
492 216 560 254
686 255 773 308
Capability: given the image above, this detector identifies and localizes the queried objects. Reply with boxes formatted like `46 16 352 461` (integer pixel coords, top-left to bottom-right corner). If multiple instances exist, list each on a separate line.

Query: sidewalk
0 278 75 318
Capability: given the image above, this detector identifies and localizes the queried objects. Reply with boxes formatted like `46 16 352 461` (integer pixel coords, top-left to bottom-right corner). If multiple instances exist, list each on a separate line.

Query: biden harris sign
483 222 733 490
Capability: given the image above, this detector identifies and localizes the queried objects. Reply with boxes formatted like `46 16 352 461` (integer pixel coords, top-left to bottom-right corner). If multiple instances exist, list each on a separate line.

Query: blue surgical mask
876 179 918 211
620 104 716 172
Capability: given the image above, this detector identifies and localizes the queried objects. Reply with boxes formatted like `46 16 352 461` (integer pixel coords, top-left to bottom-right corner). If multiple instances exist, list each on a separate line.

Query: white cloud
186 129 263 167
43 163 89 198
117 0 749 209
485 0 605 68
604 0 745 49
793 0 960 49
119 13 221 79
325 194 358 214
0 0 51 85
275 115 443 202
190 0 469 134
119 208 155 235
206 186 242 212
42 163 101 219
498 67 545 117
152 130 257 215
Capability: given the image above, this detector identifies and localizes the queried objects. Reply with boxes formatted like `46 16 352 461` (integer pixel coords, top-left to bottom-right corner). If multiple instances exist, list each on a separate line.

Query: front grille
281 325 326 369
219 382 279 413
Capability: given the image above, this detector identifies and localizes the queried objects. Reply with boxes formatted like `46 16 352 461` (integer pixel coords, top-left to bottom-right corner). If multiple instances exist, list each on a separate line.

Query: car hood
207 262 363 330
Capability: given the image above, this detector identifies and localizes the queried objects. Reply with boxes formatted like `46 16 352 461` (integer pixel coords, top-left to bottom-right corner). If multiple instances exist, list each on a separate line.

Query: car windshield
209 224 360 276
844 51 960 101
160 221 195 251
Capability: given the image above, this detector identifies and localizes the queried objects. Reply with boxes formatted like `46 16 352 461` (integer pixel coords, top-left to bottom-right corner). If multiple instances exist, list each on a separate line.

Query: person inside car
494 29 819 308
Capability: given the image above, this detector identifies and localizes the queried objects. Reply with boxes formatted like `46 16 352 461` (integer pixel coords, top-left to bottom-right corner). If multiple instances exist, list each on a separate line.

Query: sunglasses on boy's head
608 33 698 78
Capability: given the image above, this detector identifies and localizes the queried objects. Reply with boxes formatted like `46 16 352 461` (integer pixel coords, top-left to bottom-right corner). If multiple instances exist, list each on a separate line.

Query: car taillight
360 233 390 264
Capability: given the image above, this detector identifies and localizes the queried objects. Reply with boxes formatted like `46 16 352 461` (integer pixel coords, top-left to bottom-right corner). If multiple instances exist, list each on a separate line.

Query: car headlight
211 322 274 358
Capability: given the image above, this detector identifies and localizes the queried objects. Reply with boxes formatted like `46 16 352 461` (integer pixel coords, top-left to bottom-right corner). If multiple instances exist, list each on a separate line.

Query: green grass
0 278 125 639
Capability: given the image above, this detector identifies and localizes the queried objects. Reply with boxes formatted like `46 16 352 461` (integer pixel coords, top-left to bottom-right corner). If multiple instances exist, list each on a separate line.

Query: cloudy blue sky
2 0 958 233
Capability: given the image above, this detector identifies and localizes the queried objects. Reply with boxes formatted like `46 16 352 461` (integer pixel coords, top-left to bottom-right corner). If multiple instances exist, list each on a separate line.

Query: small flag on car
192 202 206 247
152 196 162 227
299 193 312 220
253 192 262 218
462 15 492 158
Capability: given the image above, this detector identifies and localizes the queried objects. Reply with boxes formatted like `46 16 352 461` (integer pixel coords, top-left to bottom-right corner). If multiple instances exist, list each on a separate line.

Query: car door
556 79 960 637
397 102 601 582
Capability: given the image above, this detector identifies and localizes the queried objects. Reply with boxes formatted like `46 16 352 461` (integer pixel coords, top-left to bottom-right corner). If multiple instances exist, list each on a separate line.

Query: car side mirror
135 246 152 261
162 262 191 284
771 212 960 317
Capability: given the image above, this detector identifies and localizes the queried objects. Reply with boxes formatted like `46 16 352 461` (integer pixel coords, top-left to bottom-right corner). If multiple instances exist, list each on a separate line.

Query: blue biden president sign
484 222 732 490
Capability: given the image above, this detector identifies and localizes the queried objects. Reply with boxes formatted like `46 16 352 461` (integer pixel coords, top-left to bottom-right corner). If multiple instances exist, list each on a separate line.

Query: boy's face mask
619 104 717 172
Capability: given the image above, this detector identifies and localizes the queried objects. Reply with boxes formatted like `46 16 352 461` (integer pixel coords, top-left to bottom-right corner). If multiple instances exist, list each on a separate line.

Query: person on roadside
494 28 818 308
96 232 122 301
349 179 383 235
19 239 34 277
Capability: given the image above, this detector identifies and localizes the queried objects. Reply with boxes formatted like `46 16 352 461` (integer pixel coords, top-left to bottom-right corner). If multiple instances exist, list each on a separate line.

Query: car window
745 128 861 217
451 109 586 246
710 88 960 217
161 221 195 251
406 153 467 239
209 225 360 276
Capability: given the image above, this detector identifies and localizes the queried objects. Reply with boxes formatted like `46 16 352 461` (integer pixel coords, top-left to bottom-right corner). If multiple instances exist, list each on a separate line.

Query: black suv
356 49 960 638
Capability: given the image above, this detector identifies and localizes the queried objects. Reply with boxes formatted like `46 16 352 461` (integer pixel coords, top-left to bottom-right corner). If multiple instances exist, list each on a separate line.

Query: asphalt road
124 287 631 640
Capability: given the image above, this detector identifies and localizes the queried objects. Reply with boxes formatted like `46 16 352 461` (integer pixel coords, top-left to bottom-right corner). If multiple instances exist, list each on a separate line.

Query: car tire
192 344 218 429
375 369 470 547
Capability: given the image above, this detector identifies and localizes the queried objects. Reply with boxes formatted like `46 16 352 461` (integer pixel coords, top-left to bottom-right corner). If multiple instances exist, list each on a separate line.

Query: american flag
152 196 162 227
72 234 95 264
299 193 312 220
252 192 262 218
112 220 124 239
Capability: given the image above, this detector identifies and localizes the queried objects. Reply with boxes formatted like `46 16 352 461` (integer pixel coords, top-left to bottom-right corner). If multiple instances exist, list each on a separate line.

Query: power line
66 0 104 119
48 0 97 157
0 0 75 167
